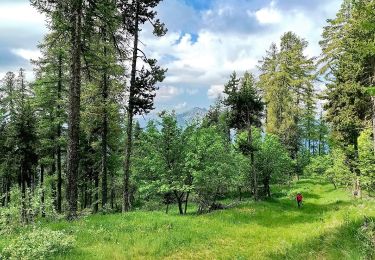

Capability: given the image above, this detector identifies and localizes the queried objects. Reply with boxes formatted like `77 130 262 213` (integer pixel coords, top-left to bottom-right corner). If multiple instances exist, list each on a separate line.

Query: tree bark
67 0 83 220
57 52 63 213
110 170 115 209
93 169 99 213
248 124 257 201
165 203 169 214
101 29 109 209
353 137 361 198
20 166 27 224
174 191 184 215
372 96 375 157
123 1 139 213
372 57 375 157
41 164 45 217
184 192 189 214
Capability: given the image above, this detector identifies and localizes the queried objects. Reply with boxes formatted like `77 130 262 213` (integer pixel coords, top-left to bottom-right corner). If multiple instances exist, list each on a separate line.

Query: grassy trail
2 178 375 259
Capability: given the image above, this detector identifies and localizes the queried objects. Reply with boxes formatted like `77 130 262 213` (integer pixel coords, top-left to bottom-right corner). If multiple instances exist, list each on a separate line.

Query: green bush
357 217 375 258
304 155 332 176
1 227 74 260
0 185 58 235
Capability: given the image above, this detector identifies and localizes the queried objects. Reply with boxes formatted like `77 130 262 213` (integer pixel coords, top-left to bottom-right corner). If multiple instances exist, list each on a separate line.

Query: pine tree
319 0 373 197
223 72 264 200
119 0 167 212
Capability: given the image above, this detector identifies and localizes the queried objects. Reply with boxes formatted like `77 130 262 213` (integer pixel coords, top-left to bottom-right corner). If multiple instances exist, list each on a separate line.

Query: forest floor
1 178 374 259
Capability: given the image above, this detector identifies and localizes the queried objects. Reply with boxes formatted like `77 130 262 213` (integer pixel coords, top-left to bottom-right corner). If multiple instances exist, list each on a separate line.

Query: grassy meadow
1 178 374 259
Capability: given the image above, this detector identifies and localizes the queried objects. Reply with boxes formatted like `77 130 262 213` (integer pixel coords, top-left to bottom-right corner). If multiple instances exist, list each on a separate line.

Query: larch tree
33 32 69 213
259 32 316 178
118 0 167 212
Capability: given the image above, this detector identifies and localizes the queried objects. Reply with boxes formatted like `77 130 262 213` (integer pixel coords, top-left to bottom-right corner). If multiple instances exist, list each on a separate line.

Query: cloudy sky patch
0 0 342 112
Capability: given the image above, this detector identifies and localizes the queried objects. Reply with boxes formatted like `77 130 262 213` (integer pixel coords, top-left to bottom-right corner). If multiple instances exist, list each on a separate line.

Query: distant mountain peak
177 107 208 126
137 107 208 128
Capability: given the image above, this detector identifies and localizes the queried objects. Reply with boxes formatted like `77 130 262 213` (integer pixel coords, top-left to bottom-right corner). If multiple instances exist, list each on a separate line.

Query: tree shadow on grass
266 219 365 260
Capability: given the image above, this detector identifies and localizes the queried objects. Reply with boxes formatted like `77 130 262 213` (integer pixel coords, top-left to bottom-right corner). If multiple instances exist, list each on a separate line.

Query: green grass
1 178 374 259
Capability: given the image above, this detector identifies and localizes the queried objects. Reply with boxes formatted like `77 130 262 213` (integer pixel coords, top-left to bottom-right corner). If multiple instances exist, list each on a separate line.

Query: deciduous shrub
357 217 375 258
1 227 74 260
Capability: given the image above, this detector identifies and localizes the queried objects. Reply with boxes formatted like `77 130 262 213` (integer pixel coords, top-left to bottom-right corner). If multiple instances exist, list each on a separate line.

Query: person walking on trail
296 193 303 208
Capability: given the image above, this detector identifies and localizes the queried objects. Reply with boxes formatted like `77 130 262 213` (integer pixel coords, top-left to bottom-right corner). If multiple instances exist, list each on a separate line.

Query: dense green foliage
1 227 74 260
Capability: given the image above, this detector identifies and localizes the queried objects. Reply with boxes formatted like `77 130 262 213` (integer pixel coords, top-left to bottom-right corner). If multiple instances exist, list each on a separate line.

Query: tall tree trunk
57 52 63 213
372 96 375 157
110 170 115 209
318 114 323 156
93 169 99 213
40 164 45 217
353 136 361 198
20 166 27 224
248 123 257 201
67 0 83 220
123 1 139 213
101 30 108 209
372 58 375 157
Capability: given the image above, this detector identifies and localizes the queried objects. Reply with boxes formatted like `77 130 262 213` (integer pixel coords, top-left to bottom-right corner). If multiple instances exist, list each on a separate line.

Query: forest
0 0 374 259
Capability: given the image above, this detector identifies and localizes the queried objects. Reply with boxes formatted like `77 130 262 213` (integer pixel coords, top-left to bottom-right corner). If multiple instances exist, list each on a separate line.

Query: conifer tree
223 72 264 200
118 0 167 212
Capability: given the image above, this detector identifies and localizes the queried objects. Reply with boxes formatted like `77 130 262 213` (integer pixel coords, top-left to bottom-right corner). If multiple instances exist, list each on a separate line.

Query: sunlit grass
1 178 374 259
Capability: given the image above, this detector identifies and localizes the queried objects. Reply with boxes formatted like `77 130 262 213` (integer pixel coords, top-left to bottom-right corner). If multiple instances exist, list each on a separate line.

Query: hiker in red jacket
296 193 303 208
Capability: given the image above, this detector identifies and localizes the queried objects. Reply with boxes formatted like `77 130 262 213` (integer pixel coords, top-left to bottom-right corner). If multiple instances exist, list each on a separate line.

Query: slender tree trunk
174 191 184 215
177 199 183 215
165 203 169 214
184 192 189 214
41 164 45 217
372 96 375 157
0 178 4 207
353 137 361 198
57 52 63 213
248 123 257 201
67 0 83 220
101 30 109 209
93 169 99 213
20 166 27 224
51 152 56 209
372 57 375 157
123 1 139 213
318 129 322 156
110 170 115 209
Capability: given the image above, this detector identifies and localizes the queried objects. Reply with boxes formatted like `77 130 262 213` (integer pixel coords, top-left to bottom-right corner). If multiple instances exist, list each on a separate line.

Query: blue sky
0 0 342 113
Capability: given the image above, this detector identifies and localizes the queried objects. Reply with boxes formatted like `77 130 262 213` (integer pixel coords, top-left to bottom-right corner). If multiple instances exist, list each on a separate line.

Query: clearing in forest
1 178 374 259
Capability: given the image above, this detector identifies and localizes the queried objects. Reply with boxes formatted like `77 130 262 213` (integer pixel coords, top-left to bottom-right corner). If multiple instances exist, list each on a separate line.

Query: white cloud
207 85 224 99
0 3 46 30
0 0 342 111
186 88 198 95
141 0 342 99
253 1 282 25
156 86 183 101
11 48 41 61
